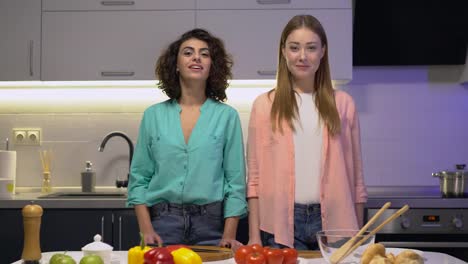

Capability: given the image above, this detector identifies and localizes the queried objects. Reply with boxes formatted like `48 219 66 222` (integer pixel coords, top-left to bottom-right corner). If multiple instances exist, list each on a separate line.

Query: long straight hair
270 15 341 136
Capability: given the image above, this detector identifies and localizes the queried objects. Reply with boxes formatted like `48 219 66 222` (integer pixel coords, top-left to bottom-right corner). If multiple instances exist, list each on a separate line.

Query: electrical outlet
12 128 41 146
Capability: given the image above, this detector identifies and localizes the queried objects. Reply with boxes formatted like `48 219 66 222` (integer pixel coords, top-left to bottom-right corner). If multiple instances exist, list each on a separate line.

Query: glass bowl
316 230 375 264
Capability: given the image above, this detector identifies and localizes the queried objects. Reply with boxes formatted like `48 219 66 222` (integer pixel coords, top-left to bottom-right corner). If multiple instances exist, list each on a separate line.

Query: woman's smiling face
177 38 212 82
282 27 325 82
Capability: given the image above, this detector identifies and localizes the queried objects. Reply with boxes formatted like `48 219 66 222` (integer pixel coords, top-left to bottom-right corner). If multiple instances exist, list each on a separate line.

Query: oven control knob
452 217 463 229
400 217 411 229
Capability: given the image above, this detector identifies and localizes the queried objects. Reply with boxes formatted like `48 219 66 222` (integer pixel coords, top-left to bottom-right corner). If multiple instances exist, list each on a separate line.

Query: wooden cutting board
189 245 233 262
297 250 322 259
188 246 322 261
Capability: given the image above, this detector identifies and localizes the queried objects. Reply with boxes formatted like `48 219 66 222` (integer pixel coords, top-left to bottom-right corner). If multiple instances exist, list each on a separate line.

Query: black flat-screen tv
353 0 468 66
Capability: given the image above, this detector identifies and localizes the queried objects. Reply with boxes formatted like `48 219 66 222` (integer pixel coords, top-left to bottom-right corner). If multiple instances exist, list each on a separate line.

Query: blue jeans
262 203 322 250
150 201 223 245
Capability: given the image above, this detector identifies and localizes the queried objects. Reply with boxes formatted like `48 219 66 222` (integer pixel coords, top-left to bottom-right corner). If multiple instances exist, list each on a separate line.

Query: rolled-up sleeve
247 98 261 198
127 111 155 207
222 110 248 218
350 103 367 203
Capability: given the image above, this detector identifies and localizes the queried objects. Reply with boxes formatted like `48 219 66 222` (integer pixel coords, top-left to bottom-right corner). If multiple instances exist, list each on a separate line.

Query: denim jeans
150 201 223 245
262 203 322 250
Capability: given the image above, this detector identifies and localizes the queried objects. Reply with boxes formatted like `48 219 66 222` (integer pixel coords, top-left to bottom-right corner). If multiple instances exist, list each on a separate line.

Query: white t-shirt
293 92 322 204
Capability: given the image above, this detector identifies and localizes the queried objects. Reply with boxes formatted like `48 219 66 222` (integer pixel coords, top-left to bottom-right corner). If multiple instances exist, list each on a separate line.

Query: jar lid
82 234 113 251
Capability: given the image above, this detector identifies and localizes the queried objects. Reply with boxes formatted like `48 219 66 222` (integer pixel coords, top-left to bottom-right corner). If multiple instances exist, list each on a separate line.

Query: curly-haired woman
128 28 247 248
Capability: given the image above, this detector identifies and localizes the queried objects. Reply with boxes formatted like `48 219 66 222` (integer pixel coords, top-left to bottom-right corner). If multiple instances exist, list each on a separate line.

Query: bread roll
361 243 386 264
369 255 393 264
386 253 396 263
395 249 424 264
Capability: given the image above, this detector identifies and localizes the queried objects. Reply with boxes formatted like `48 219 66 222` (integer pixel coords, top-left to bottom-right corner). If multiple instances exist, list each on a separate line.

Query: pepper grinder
21 203 43 263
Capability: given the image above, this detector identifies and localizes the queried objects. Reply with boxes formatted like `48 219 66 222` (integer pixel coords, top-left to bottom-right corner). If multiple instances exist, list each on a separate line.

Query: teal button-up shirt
127 98 247 218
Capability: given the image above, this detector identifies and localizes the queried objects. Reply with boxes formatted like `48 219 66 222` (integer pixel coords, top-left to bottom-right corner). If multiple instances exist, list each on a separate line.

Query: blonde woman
247 15 367 249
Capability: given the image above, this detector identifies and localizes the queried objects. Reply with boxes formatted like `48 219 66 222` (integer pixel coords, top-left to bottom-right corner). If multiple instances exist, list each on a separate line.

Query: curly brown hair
155 28 233 102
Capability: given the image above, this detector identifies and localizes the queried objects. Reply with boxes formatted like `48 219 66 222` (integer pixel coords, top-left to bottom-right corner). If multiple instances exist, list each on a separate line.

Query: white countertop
12 250 468 264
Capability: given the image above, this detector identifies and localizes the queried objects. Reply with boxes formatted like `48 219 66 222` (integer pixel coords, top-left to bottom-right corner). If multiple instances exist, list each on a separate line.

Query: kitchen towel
0 150 16 199
0 150 16 179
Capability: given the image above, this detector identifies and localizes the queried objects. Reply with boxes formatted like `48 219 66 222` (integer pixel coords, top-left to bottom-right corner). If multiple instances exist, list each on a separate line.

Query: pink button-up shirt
247 90 368 248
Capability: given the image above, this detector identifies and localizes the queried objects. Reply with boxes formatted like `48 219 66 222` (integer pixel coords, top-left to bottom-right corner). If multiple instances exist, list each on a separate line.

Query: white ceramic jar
81 234 113 264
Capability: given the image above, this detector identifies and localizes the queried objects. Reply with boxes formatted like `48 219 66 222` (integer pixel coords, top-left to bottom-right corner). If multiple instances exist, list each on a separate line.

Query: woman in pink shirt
246 15 368 249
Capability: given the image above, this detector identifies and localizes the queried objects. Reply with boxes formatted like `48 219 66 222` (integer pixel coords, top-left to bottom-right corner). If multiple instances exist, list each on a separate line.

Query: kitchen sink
38 191 127 199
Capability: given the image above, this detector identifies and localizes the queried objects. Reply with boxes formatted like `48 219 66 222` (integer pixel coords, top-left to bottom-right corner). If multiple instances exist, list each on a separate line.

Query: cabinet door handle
257 0 290 4
257 70 277 76
29 40 34 76
100 1 135 6
118 216 123 250
101 71 135 77
101 216 105 241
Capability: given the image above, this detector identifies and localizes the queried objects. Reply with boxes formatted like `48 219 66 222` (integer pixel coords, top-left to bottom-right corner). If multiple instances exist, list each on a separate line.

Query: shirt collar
171 98 214 113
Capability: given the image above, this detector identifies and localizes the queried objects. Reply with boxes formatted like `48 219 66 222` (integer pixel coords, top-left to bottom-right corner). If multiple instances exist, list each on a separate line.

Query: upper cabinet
1 0 352 82
196 0 351 9
41 0 195 80
43 0 195 11
0 0 41 81
196 0 352 81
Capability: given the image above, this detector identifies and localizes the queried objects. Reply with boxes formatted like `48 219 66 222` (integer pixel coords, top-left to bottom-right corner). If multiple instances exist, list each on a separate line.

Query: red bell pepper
144 247 175 264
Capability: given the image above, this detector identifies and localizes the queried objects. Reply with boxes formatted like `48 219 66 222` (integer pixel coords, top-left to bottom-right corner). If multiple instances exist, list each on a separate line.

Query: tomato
246 252 266 264
234 245 254 264
250 244 264 254
265 248 284 264
262 246 271 256
281 248 298 264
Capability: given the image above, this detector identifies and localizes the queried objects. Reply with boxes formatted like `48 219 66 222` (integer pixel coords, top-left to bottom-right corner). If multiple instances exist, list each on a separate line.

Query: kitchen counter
2 185 466 209
366 185 468 209
0 191 127 209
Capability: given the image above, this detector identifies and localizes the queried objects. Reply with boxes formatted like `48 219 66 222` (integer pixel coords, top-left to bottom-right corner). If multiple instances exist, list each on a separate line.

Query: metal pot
432 164 467 198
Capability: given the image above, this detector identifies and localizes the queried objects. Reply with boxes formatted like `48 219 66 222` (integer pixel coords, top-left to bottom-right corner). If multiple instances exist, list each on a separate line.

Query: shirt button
183 165 187 169
179 182 183 186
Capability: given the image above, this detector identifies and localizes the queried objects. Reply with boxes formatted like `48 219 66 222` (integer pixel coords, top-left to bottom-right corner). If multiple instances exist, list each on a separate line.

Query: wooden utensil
329 202 391 264
334 205 410 264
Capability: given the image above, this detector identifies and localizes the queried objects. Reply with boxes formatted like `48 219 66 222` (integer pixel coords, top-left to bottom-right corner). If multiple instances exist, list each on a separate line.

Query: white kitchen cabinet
197 9 352 81
0 0 41 81
43 0 195 11
196 0 351 9
42 10 195 80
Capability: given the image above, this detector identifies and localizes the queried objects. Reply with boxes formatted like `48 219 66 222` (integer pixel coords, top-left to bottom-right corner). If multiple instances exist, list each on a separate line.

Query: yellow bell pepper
128 233 152 264
170 248 202 264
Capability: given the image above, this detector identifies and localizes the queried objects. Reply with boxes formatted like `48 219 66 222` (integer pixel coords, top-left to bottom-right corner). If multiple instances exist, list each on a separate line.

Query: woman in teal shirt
127 28 247 248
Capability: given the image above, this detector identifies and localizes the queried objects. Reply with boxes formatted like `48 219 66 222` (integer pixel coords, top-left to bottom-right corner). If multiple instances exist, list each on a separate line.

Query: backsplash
1 67 467 188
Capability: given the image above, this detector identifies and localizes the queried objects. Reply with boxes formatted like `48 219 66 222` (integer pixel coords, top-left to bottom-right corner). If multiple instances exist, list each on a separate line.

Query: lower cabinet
112 210 141 251
1 209 24 264
0 208 139 264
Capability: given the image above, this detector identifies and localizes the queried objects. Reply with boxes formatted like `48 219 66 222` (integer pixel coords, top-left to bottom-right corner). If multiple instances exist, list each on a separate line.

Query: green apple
79 254 104 264
49 253 77 264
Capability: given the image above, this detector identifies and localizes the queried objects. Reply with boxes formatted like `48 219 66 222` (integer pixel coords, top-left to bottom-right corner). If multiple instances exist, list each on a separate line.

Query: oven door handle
381 241 468 248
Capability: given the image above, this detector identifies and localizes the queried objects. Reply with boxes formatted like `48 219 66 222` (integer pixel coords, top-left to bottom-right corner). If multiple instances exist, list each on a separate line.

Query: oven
366 186 468 262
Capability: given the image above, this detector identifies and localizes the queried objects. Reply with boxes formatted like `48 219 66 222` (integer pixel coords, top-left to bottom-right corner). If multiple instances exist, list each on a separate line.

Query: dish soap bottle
81 161 95 192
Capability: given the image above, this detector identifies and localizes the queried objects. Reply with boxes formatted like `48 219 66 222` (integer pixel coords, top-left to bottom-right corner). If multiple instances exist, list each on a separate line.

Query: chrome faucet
98 131 134 188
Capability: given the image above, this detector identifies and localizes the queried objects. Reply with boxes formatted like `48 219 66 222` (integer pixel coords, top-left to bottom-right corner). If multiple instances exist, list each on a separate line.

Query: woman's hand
247 238 262 246
219 238 243 252
142 229 163 246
